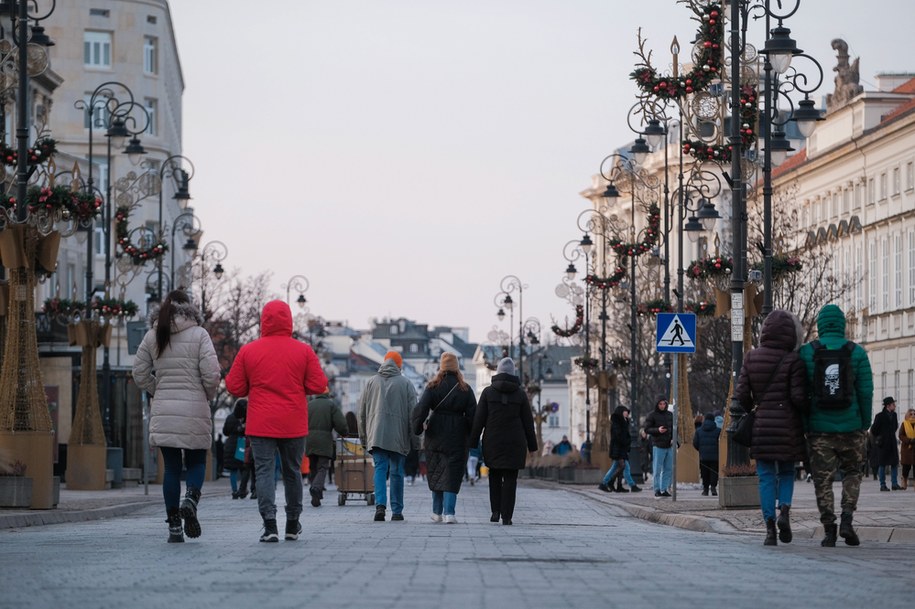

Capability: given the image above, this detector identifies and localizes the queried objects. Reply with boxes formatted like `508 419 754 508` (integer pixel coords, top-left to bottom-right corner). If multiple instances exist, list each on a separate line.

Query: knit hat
384 351 403 369
440 352 459 372
883 396 895 406
496 357 517 376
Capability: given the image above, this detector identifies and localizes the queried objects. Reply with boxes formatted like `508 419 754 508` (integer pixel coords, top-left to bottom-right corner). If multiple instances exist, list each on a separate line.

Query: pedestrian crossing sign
656 313 696 354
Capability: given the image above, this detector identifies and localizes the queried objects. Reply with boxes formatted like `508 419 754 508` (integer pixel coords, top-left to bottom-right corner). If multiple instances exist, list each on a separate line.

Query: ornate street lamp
156 155 194 303
196 240 228 322
499 275 526 378
169 211 201 293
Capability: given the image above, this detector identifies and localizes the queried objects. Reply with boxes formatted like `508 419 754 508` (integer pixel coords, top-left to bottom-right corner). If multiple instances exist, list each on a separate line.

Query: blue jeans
432 491 457 516
878 464 899 488
756 459 795 521
229 469 238 493
601 459 636 487
372 448 405 515
250 436 306 522
652 446 673 492
160 447 207 510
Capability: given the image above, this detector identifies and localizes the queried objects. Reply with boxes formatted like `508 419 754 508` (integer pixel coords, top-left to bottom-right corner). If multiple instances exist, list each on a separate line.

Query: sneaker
231 492 239 500
391 513 404 521
660 491 672 497
880 486 890 492
285 520 302 541
891 484 904 491
630 485 642 493
431 513 443 523
654 491 662 497
310 487 321 507
443 515 457 524
374 505 386 522
260 519 279 543
598 483 611 492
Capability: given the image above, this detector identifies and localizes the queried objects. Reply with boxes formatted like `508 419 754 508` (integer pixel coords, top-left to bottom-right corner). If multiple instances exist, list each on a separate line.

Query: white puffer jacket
133 303 221 449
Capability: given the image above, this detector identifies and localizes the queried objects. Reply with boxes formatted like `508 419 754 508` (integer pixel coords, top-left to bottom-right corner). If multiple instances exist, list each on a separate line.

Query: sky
168 0 914 344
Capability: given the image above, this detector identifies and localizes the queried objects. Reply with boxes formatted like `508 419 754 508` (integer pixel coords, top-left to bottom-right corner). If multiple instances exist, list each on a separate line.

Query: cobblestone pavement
0 475 911 609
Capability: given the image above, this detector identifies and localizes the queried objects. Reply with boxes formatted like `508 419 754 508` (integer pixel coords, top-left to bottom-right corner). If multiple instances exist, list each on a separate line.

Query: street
0 478 909 609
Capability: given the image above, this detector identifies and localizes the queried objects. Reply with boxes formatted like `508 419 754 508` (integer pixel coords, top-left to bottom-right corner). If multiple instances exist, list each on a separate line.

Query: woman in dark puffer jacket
412 353 476 524
735 309 809 546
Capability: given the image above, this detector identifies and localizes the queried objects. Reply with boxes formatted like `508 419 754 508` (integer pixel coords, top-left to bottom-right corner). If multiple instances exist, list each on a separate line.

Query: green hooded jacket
798 304 873 433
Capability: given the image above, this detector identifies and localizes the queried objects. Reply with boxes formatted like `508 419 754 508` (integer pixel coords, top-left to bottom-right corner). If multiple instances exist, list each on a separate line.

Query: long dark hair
155 290 192 358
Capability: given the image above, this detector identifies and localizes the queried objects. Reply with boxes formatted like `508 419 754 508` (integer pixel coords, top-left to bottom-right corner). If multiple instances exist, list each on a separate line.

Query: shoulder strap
432 381 460 411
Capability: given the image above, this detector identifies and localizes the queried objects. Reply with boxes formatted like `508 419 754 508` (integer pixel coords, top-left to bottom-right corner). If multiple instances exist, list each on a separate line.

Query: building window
882 238 889 311
868 178 875 205
147 15 157 24
856 245 863 310
879 173 887 200
893 167 901 196
909 231 915 306
831 192 839 218
144 98 158 136
907 161 914 191
548 414 559 428
896 234 903 308
842 188 850 215
409 343 418 354
143 36 158 75
869 241 877 310
83 92 109 130
94 226 105 257
390 325 398 335
90 8 110 17
84 31 111 68
855 182 864 210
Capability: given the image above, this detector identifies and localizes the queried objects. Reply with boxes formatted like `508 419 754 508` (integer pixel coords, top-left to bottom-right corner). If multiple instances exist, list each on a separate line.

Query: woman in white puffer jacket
133 290 220 543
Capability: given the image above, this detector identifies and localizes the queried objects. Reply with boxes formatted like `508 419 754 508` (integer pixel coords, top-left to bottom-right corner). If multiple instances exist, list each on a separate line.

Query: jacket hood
817 304 846 338
233 399 247 419
490 372 520 393
151 301 203 329
701 417 717 432
261 300 293 337
759 309 802 351
611 406 629 425
378 359 402 377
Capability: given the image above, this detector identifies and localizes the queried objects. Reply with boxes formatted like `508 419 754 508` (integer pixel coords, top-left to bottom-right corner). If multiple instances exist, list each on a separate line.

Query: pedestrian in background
226 300 328 543
467 441 482 485
413 353 476 524
871 397 901 491
735 309 809 546
358 351 417 522
469 357 537 526
305 387 348 507
598 406 641 493
899 408 915 490
643 398 674 497
133 289 220 543
222 399 248 499
799 303 873 547
214 434 224 479
692 412 720 497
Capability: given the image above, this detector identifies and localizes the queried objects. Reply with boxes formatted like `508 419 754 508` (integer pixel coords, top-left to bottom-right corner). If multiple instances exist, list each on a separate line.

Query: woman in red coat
226 300 327 542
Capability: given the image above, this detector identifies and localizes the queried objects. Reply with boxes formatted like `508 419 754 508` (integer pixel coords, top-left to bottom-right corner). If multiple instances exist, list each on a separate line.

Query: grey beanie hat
496 357 517 376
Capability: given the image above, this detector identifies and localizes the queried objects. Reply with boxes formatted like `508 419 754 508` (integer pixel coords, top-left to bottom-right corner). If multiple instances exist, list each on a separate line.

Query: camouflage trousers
807 430 866 525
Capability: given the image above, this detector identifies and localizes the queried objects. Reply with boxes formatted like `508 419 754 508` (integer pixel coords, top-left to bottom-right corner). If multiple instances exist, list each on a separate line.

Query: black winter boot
839 512 860 546
166 509 184 543
179 488 202 538
764 518 778 546
777 504 792 543
821 523 838 547
615 479 629 493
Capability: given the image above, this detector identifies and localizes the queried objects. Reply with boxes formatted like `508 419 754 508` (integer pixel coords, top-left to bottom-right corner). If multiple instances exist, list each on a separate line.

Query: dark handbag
732 356 785 448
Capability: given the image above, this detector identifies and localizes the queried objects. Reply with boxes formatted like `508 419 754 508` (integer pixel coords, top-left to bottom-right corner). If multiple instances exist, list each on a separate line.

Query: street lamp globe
296 293 307 309
578 233 593 255
697 198 721 232
565 263 577 281
213 262 225 280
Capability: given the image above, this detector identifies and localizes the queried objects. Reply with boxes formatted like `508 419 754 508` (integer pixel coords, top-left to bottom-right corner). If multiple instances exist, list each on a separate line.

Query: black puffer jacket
221 401 247 470
735 309 808 462
643 404 674 448
469 373 537 470
692 417 720 462
609 407 632 459
412 373 476 493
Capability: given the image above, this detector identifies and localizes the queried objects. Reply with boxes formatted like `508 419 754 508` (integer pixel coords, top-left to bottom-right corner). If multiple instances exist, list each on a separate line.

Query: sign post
656 313 697 501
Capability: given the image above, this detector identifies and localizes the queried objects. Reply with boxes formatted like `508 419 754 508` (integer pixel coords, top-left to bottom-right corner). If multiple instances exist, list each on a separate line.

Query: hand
659 426 668 434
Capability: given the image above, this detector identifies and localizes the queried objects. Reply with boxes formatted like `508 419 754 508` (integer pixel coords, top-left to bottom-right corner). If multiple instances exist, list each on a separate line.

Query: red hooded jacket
225 300 328 438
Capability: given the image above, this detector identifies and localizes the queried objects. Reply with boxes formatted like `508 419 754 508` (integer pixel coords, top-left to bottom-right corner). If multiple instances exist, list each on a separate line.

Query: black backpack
811 340 856 409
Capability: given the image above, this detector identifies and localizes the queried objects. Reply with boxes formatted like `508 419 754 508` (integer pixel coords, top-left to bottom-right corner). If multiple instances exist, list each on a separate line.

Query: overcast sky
169 0 914 344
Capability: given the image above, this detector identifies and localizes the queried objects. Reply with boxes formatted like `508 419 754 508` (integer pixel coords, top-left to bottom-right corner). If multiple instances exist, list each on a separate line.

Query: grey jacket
133 304 220 450
305 393 348 458
358 360 417 456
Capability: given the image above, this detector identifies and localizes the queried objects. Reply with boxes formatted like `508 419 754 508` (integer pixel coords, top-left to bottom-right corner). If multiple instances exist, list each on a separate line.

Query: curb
0 500 157 530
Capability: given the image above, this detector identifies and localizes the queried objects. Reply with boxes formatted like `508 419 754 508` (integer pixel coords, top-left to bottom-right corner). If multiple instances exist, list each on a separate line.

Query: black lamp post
493 290 515 360
156 156 194 303
499 275 526 377
562 236 593 458
169 211 201 294
196 241 228 323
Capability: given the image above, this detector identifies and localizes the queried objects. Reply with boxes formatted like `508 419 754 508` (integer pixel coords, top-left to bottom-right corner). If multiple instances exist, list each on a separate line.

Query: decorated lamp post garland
114 205 168 265
1 186 102 225
0 137 57 168
551 304 584 338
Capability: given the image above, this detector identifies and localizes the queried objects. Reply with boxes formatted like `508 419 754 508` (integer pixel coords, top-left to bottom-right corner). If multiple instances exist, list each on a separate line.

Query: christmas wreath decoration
609 356 631 369
574 356 599 371
2 185 101 223
751 254 802 280
0 137 57 167
115 205 168 265
686 255 733 280
43 297 139 319
685 301 716 316
682 84 759 162
630 3 723 101
585 267 627 290
552 304 584 338
606 204 661 259
638 298 673 316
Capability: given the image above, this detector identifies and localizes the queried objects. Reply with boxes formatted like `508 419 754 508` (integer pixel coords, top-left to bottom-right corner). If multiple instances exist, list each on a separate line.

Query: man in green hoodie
798 304 873 548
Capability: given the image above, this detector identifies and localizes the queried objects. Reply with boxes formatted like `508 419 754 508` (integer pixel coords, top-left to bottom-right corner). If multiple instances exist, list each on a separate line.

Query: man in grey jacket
305 388 348 507
358 351 417 522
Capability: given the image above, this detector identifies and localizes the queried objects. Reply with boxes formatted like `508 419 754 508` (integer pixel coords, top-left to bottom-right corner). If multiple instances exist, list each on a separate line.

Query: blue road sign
656 313 696 354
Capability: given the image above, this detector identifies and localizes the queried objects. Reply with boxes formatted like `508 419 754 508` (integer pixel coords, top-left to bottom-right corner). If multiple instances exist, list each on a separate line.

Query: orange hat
384 351 403 368
440 352 459 372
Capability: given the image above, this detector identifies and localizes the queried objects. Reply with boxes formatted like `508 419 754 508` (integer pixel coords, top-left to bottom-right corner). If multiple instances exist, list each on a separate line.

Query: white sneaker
431 513 443 523
443 515 457 524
